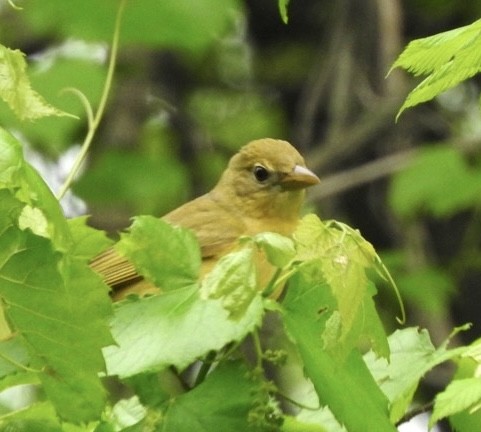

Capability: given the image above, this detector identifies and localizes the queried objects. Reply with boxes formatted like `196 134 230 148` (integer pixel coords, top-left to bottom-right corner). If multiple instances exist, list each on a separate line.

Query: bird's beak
280 165 320 189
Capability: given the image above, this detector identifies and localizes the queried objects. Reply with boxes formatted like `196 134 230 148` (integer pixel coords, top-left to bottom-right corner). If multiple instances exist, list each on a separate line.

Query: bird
90 138 320 299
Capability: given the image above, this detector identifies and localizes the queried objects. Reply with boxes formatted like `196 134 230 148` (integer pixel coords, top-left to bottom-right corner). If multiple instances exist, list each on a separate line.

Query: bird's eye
253 164 270 182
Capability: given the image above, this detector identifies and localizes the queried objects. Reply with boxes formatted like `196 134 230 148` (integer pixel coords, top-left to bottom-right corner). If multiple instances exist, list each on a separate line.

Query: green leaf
200 247 257 318
389 145 481 218
116 216 201 291
391 19 481 118
431 378 481 426
0 402 63 432
0 55 105 154
0 127 23 185
67 217 114 261
0 337 31 379
0 129 114 422
449 352 481 431
364 327 468 422
0 45 71 121
251 232 296 268
283 283 396 431
278 0 290 24
0 227 113 422
104 286 264 378
292 215 389 359
158 361 264 432
0 127 72 248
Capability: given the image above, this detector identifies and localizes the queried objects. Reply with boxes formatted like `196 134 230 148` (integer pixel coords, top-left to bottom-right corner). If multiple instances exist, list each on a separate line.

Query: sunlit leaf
431 378 481 426
200 247 257 318
251 232 296 268
116 216 201 291
292 214 389 359
104 287 264 377
0 128 114 422
391 19 481 118
0 45 71 120
364 327 468 422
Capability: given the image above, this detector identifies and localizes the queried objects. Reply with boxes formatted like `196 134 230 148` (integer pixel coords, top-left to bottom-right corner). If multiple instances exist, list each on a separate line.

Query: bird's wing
90 247 140 288
90 193 246 289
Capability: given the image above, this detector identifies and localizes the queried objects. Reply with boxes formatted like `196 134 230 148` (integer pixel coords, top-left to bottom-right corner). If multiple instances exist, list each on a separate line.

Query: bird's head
213 138 320 220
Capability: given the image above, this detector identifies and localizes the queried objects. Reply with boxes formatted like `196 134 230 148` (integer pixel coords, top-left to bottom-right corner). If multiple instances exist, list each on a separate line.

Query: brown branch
308 149 416 201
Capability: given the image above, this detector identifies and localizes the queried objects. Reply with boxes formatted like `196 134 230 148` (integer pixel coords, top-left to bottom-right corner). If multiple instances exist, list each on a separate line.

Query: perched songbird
91 138 320 299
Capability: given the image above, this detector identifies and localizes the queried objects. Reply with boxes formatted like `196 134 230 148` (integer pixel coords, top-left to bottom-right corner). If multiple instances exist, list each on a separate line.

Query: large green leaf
104 286 264 378
292 214 389 359
158 361 267 431
364 327 468 423
0 128 114 422
283 265 396 431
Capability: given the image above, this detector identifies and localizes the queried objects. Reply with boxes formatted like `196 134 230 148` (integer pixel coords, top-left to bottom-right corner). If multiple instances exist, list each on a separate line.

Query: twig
308 149 416 201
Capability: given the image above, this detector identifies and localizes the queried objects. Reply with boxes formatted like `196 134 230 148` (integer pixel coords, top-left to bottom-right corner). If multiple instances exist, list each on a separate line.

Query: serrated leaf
0 127 71 249
283 279 396 431
0 227 113 422
159 361 261 432
364 327 468 423
391 19 481 117
431 378 481 426
391 21 481 76
292 215 388 359
0 45 71 121
67 217 113 261
0 130 114 422
104 286 264 378
116 216 201 291
200 247 257 319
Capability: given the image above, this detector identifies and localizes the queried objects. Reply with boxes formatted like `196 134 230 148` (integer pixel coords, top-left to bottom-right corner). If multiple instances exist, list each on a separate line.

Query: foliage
1 2 481 431
391 18 481 119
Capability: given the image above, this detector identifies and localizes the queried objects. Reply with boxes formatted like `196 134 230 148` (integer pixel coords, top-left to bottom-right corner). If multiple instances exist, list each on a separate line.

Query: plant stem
57 0 126 201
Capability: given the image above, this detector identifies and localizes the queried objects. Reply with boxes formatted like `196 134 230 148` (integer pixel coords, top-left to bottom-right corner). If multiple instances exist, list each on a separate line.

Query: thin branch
308 149 416 201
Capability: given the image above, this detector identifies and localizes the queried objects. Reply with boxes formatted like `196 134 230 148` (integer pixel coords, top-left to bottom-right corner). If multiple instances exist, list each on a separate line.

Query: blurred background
2 0 481 429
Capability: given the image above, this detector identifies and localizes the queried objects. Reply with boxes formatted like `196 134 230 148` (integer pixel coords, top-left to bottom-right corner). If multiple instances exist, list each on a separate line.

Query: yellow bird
91 138 320 299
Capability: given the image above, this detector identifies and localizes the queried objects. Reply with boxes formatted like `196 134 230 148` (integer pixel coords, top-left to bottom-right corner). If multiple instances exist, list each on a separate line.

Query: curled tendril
60 87 94 129
57 0 127 201
8 0 23 11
